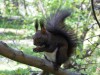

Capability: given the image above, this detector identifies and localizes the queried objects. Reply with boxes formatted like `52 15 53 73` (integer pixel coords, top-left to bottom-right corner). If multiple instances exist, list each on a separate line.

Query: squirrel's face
33 19 50 50
33 30 49 49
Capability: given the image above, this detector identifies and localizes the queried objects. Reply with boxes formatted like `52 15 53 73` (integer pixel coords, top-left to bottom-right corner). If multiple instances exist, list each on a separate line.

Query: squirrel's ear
35 19 38 32
40 20 46 34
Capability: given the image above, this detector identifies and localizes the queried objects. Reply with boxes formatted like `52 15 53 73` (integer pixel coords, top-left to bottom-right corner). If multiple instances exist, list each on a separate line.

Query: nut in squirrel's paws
33 48 39 52
33 48 43 52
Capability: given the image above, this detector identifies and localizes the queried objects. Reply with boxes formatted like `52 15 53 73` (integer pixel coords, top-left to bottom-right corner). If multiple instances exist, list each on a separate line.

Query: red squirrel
33 9 77 70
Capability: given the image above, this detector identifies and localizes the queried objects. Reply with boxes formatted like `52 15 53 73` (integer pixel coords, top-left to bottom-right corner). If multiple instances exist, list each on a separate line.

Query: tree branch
91 0 100 28
0 41 80 75
38 0 46 17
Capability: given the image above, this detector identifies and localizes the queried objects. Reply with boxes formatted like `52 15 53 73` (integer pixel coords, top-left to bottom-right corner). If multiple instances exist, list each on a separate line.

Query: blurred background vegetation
0 0 100 75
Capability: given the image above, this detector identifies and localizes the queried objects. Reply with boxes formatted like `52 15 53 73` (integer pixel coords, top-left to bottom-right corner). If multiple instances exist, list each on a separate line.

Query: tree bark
0 41 80 75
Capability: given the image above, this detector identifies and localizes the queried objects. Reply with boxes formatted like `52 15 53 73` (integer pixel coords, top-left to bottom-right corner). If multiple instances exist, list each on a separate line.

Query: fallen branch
0 41 81 75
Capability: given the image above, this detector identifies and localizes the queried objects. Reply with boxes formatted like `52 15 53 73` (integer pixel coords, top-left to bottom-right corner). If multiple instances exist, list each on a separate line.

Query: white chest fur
44 48 58 62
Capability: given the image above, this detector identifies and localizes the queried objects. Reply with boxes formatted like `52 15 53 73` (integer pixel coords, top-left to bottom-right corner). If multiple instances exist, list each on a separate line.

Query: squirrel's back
46 9 77 57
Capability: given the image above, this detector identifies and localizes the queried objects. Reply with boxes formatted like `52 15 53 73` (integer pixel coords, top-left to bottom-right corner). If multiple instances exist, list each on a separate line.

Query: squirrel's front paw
33 48 43 52
33 48 39 52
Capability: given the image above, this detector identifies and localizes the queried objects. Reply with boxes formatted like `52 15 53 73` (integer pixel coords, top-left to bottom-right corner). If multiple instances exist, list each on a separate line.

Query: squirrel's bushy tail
46 9 77 57
46 9 71 29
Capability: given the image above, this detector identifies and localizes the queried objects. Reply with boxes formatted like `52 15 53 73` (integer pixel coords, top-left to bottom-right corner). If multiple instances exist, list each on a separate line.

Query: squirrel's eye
36 39 39 42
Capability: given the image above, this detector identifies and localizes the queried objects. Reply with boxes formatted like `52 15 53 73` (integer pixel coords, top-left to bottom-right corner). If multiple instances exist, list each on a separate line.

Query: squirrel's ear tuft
40 20 46 34
35 19 39 32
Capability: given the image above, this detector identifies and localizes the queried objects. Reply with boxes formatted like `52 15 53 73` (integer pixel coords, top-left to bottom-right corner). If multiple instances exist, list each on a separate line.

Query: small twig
91 0 100 28
88 22 97 29
85 34 100 40
82 41 99 59
38 0 46 17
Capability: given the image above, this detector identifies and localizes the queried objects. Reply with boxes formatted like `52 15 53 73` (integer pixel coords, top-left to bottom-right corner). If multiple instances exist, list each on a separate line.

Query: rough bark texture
0 41 69 75
0 41 80 75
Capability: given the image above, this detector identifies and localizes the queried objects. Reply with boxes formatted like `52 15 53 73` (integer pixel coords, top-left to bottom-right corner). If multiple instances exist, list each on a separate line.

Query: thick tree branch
0 41 80 75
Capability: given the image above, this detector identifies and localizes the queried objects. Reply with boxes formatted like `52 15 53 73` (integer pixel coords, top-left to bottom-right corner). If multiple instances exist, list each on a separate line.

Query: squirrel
33 9 77 70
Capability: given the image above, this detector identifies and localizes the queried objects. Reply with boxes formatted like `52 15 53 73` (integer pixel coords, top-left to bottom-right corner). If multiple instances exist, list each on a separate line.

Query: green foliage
0 68 30 75
0 0 100 75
